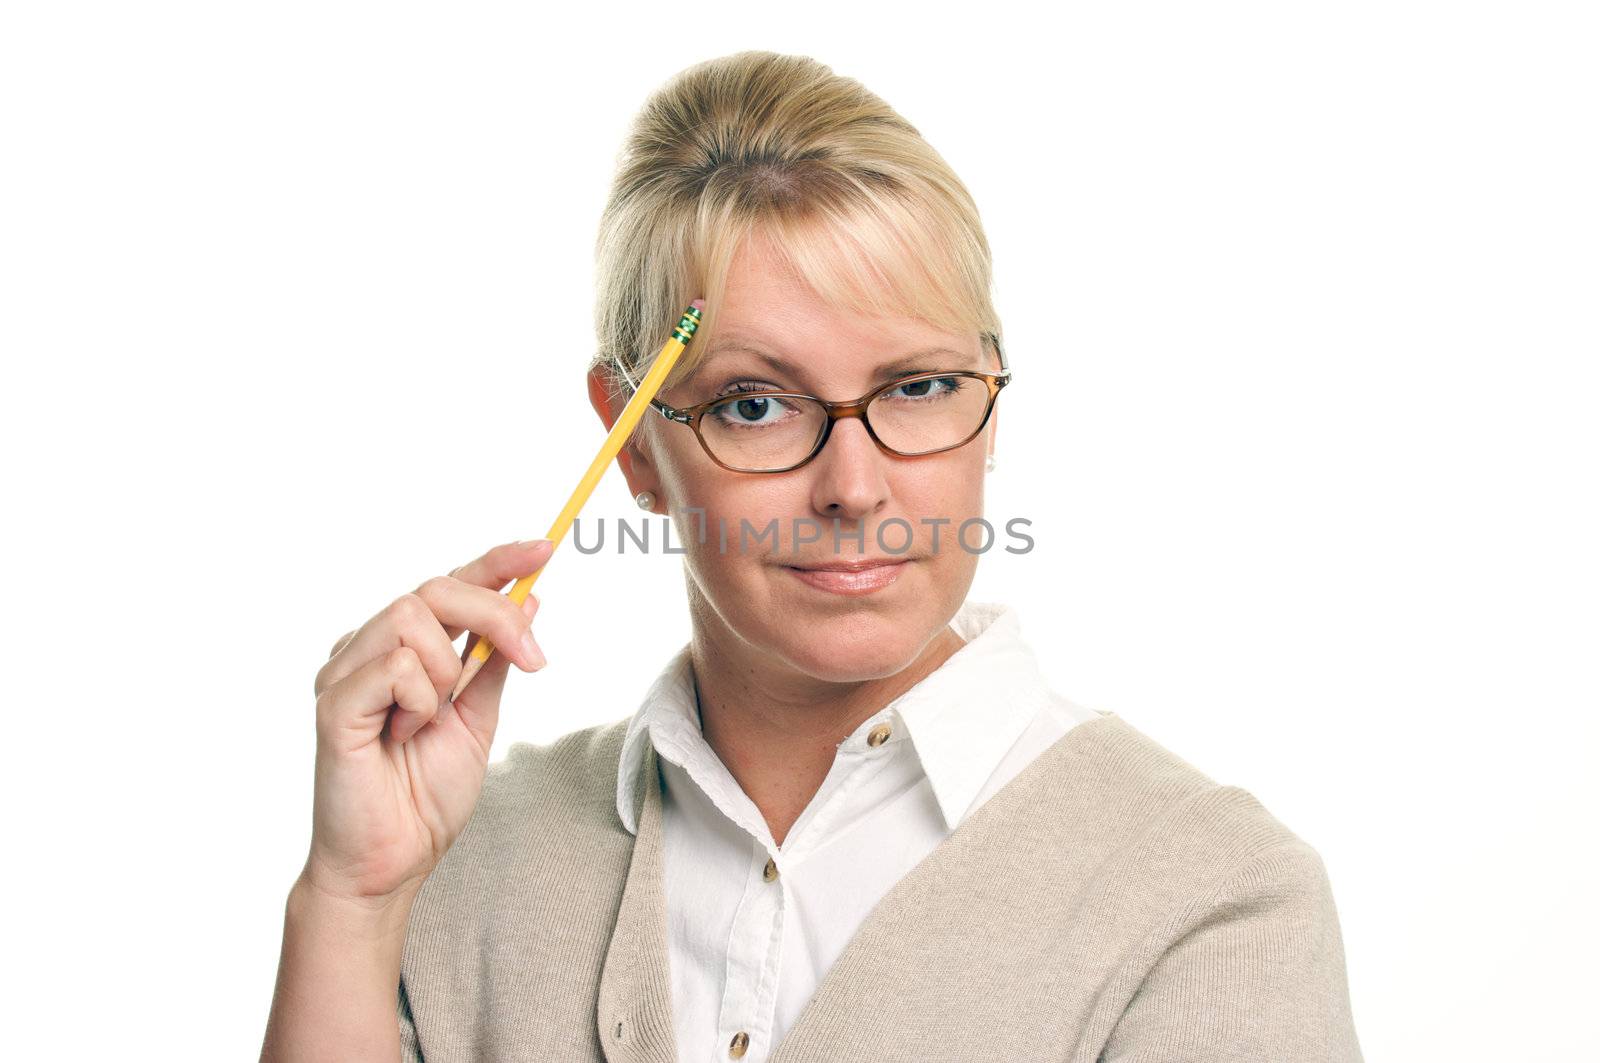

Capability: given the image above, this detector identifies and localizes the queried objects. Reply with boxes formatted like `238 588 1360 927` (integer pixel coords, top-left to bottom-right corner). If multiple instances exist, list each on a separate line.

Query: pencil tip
449 655 484 702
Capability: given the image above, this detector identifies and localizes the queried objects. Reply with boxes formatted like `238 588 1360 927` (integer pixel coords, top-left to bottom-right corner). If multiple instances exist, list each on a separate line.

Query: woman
261 50 1362 1062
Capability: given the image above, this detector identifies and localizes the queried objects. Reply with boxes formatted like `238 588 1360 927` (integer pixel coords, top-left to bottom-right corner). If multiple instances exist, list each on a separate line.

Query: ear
586 365 663 511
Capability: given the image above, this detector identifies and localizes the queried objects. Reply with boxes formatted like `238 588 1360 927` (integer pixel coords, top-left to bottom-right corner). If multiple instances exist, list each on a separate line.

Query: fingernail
520 629 546 669
516 538 550 548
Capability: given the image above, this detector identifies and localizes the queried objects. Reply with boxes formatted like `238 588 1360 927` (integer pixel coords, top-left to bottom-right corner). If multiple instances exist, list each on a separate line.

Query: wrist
288 867 421 941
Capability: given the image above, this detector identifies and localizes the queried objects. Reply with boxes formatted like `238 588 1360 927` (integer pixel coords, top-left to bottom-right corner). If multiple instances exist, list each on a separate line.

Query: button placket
715 837 786 1062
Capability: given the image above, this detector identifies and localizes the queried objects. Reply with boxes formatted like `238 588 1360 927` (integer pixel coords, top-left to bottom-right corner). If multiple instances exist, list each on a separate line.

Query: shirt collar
616 600 1049 836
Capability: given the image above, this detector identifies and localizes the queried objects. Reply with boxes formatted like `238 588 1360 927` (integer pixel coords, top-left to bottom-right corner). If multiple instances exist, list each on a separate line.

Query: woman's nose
807 417 892 519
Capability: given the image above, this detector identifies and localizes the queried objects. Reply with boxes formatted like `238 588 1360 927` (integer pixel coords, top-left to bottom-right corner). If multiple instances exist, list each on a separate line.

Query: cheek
665 476 787 564
908 469 988 561
908 466 987 519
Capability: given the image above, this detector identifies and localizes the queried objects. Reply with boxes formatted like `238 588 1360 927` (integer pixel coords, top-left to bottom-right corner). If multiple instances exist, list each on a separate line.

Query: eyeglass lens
699 374 992 472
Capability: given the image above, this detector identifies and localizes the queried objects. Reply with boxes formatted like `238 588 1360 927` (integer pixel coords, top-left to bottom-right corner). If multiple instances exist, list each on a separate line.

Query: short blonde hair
590 49 1003 402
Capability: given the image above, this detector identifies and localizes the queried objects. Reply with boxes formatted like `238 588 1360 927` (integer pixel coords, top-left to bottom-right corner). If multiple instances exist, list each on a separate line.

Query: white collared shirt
616 600 1101 1063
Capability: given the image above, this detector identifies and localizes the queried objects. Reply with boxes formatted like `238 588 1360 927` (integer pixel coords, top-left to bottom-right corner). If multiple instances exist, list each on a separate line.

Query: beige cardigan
397 710 1363 1061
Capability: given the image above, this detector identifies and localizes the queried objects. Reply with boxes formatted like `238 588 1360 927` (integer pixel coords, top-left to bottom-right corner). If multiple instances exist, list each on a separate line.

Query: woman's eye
888 375 965 400
711 383 792 427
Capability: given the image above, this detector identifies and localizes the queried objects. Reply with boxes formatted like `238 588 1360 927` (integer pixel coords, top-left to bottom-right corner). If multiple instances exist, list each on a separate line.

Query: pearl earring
634 490 656 511
985 454 996 473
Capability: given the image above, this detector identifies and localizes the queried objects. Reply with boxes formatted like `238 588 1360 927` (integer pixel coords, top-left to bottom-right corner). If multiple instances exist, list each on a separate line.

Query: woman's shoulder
1068 714 1362 1060
1054 710 1332 880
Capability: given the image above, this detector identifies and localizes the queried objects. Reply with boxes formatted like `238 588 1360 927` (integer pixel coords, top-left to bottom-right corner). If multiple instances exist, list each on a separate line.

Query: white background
3 2 1595 1058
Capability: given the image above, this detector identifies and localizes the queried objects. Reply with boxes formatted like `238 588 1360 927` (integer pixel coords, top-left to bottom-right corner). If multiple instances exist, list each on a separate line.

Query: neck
686 603 966 849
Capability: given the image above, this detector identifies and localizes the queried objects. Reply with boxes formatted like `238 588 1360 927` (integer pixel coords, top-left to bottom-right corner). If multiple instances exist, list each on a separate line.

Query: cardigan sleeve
398 974 423 1062
1100 839 1363 1063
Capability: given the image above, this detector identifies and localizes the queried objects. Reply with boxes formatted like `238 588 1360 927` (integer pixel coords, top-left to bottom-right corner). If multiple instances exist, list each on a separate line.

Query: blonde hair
590 50 1003 403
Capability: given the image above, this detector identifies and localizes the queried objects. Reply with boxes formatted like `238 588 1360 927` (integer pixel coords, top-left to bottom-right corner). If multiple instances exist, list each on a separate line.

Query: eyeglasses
621 332 1011 474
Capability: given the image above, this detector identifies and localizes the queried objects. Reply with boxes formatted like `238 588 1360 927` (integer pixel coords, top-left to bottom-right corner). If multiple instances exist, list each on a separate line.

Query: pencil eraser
690 298 705 310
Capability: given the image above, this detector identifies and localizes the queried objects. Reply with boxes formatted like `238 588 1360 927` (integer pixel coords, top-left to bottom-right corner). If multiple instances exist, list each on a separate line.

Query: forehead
696 244 975 369
713 236 960 342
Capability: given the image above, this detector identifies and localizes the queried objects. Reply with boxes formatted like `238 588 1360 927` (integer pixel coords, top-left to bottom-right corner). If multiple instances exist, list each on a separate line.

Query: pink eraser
690 298 705 310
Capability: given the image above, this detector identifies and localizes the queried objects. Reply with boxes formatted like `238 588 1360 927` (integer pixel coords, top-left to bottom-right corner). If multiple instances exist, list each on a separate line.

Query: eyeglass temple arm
987 331 1012 380
611 352 690 421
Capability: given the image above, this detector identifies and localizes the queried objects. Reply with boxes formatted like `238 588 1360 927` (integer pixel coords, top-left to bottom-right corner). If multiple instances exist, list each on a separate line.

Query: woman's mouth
783 559 910 596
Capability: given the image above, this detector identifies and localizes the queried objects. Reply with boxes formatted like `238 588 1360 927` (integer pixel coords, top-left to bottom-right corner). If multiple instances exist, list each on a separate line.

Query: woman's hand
301 538 555 906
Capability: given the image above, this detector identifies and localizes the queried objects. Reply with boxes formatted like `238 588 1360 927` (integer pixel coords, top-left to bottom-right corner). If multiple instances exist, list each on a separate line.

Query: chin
783 639 917 684
764 607 928 682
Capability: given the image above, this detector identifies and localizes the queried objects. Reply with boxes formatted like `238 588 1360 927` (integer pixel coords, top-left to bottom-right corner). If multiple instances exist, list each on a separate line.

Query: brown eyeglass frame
625 331 1011 474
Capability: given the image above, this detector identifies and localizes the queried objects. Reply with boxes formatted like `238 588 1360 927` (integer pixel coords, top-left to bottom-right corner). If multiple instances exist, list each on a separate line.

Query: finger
328 630 356 660
412 574 544 671
449 594 538 752
316 645 440 752
315 591 464 701
441 538 555 599
314 539 553 698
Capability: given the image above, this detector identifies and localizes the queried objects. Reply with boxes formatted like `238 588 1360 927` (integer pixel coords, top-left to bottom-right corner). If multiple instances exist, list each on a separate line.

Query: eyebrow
685 341 976 390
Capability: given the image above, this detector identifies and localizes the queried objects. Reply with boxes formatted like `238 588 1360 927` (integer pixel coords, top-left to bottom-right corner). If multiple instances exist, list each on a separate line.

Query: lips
782 557 910 596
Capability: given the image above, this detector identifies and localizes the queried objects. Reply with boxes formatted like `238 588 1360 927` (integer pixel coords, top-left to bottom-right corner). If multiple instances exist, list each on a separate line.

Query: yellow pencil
447 299 704 703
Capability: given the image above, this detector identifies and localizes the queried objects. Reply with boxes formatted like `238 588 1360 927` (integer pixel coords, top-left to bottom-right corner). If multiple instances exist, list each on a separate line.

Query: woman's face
590 234 1001 685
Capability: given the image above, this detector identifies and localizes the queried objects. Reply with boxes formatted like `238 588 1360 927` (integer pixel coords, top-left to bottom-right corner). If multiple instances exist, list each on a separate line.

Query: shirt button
763 856 779 882
867 722 893 747
729 1031 750 1058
